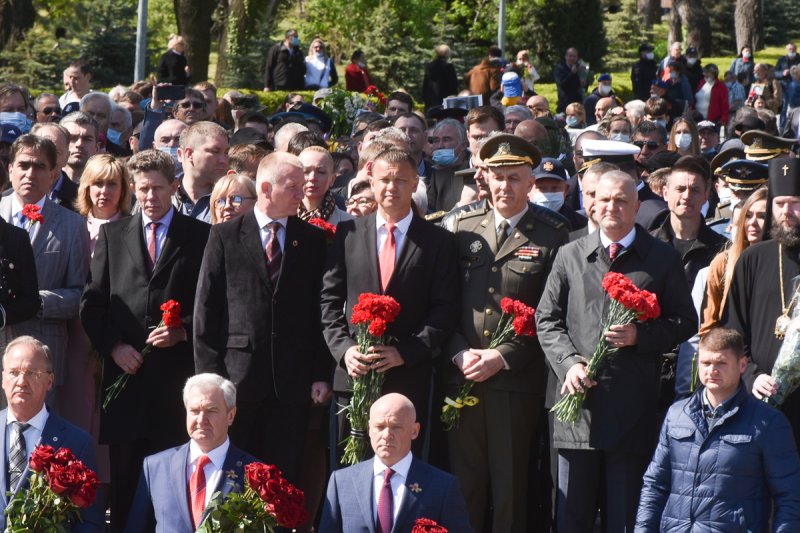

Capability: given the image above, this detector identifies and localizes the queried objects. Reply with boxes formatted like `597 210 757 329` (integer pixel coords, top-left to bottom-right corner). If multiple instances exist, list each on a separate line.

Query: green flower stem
102 318 165 411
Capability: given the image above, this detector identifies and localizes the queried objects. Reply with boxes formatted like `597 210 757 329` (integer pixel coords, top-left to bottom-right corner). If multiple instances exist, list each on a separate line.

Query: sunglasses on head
633 140 660 149
178 101 204 110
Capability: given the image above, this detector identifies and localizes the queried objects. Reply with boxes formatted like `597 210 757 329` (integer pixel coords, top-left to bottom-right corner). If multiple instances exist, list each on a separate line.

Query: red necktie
189 454 210 528
379 223 396 292
609 242 623 261
147 222 160 271
377 467 394 533
265 221 282 286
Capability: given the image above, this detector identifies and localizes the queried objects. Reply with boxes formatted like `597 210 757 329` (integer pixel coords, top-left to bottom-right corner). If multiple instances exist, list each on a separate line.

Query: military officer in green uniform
444 134 569 532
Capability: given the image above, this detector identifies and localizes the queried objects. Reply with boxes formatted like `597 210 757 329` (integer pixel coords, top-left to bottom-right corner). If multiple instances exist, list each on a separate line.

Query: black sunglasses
633 140 660 149
178 101 205 110
41 106 61 115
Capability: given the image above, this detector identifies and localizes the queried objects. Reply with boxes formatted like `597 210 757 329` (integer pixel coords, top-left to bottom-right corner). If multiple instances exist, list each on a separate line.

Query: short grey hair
34 93 59 111
60 111 100 139
183 373 237 410
3 335 53 372
274 122 309 152
504 105 533 120
257 151 305 186
112 103 132 131
80 91 112 113
432 118 466 145
372 126 411 146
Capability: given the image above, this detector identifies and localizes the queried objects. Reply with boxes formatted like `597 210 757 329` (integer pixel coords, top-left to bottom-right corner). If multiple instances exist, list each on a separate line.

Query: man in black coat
80 149 210 530
320 147 458 460
631 44 658 101
0 217 38 327
422 45 459 112
264 29 306 92
194 151 331 484
553 47 585 113
536 170 696 533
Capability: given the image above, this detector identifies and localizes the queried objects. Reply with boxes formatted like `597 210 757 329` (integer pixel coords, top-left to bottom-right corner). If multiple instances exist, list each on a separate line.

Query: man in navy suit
125 373 259 533
319 393 472 533
0 336 103 532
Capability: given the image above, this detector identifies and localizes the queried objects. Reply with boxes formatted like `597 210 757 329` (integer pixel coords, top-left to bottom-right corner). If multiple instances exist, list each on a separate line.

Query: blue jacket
635 384 800 532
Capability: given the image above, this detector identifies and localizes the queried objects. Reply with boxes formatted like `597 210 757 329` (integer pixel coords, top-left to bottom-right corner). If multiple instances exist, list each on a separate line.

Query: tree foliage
605 0 655 72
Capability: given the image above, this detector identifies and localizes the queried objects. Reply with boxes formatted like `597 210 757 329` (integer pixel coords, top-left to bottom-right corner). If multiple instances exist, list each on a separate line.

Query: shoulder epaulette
425 210 448 222
528 204 568 230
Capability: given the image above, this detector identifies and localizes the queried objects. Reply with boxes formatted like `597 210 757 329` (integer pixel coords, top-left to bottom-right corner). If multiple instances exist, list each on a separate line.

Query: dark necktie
189 454 210 528
608 242 623 261
265 221 283 286
497 220 510 248
379 223 396 292
377 467 394 533
8 421 30 491
147 222 161 271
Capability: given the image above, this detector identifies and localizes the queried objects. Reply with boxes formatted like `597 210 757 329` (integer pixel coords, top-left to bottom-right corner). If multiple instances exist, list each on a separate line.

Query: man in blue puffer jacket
636 327 800 532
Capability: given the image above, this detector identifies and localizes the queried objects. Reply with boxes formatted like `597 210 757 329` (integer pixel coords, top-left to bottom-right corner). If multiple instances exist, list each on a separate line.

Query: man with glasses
173 89 209 126
526 95 551 118
34 93 61 124
264 29 306 92
632 120 668 164
0 336 103 531
345 180 377 217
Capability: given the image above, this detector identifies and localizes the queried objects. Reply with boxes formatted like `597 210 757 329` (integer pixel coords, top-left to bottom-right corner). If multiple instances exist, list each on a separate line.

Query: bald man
319 393 472 533
514 119 548 146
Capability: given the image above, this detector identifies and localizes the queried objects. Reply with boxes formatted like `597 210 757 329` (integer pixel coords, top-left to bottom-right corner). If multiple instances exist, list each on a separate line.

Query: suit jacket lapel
393 459 426 532
29 199 58 255
152 211 187 279
202 446 248 524
123 213 152 276
495 209 533 262
352 460 377 533
276 217 302 293
170 444 194 530
0 196 12 226
241 212 272 290
478 211 499 256
363 215 381 293
388 216 421 292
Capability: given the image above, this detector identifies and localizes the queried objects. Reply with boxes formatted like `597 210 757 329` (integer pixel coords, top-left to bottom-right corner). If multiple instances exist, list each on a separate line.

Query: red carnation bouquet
103 299 183 411
412 517 449 532
197 462 308 532
5 445 98 530
22 204 44 227
441 297 536 431
364 85 387 106
551 272 660 424
308 217 337 242
341 292 401 465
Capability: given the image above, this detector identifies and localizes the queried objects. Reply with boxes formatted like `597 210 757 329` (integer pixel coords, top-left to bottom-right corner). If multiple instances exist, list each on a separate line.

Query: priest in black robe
725 157 800 443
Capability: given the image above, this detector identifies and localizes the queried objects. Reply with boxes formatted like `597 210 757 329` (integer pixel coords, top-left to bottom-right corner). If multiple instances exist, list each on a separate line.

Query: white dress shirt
142 206 175 262
494 206 529 236
187 437 230 507
599 226 637 251
254 208 288 252
6 405 48 463
376 209 414 263
372 451 413 524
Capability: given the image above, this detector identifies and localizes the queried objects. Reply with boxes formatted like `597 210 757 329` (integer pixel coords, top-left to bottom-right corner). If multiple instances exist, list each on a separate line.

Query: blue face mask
432 148 458 167
106 128 123 146
655 119 668 129
291 36 300 47
566 116 579 127
0 112 31 133
158 145 182 175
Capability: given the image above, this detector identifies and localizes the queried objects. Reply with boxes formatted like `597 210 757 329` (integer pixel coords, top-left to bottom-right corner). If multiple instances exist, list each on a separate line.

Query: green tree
605 0 655 72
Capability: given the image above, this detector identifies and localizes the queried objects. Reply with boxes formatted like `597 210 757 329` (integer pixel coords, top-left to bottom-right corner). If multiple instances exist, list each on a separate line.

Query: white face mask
743 52 752 59
718 186 733 204
790 52 797 59
609 133 630 143
599 84 612 96
645 52 655 60
531 191 565 212
705 76 715 85
687 57 698 66
676 133 693 150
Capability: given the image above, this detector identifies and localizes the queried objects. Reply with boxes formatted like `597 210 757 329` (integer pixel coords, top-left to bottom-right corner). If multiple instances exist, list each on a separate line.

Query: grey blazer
0 195 90 384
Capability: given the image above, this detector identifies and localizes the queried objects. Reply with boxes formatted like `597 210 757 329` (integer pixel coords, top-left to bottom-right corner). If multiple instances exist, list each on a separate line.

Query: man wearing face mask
632 44 658 101
264 29 306 92
530 158 587 231
107 104 132 158
684 47 704 91
153 119 188 179
583 74 615 127
426 118 469 212
80 92 129 158
0 83 33 134
697 121 720 161
345 50 372 93
775 43 800 128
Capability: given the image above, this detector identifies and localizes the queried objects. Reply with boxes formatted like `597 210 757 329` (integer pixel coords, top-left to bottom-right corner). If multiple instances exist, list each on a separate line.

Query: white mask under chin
531 191 565 213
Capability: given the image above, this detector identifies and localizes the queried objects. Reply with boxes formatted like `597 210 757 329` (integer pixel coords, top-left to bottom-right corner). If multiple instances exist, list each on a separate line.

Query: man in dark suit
536 170 696 532
446 135 569 532
125 373 259 533
195 151 331 484
81 149 210 531
0 336 103 532
30 123 78 212
319 393 472 533
321 147 458 461
0 217 39 329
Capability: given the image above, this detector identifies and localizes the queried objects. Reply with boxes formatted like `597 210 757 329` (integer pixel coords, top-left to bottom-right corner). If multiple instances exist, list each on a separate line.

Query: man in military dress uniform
444 134 569 532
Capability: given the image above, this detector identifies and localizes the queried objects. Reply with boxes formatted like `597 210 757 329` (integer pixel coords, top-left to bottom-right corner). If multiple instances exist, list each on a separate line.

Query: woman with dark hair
695 63 730 126
729 45 755 90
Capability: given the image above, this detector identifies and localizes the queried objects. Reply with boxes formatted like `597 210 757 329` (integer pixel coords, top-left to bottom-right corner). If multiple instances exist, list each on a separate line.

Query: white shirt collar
494 205 529 231
376 209 414 235
189 437 230 468
636 180 645 192
373 451 413 479
7 404 48 432
11 194 46 218
254 207 288 230
142 205 175 228
599 226 637 249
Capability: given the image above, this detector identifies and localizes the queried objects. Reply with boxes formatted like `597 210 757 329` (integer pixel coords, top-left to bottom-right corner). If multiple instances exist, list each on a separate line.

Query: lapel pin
225 469 238 480
526 223 533 230
480 219 488 227
469 241 482 253
52 436 58 442
236 460 242 467
408 483 422 493
292 240 298 247
7 263 13 269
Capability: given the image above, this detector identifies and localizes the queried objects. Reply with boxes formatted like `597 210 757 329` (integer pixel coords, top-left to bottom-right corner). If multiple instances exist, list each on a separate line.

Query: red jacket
697 79 729 125
345 63 372 93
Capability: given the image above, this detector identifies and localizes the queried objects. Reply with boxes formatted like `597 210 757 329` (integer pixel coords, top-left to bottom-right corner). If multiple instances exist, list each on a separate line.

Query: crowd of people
0 28 799 533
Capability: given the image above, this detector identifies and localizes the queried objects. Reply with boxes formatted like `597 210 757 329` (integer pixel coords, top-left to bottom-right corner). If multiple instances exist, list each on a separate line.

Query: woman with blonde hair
700 187 768 335
304 38 338 90
75 153 132 255
210 173 257 224
667 118 700 156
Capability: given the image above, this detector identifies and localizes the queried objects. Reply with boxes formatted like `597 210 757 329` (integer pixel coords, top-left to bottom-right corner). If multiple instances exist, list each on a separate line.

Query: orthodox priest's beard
771 217 800 249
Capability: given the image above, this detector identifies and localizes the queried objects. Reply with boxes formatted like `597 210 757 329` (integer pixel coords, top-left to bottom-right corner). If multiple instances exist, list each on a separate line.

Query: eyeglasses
345 197 376 207
4 369 52 381
633 140 660 150
215 195 255 208
178 101 205 110
41 107 61 116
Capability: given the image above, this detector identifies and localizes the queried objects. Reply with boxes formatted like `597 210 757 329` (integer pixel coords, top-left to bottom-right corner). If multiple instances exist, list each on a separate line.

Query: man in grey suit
319 393 473 533
0 135 89 409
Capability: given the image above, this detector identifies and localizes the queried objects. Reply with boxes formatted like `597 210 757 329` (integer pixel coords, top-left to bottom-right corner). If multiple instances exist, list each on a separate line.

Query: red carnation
412 517 449 533
21 204 44 224
308 217 337 240
160 299 182 329
500 297 515 315
29 445 55 472
368 317 388 337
